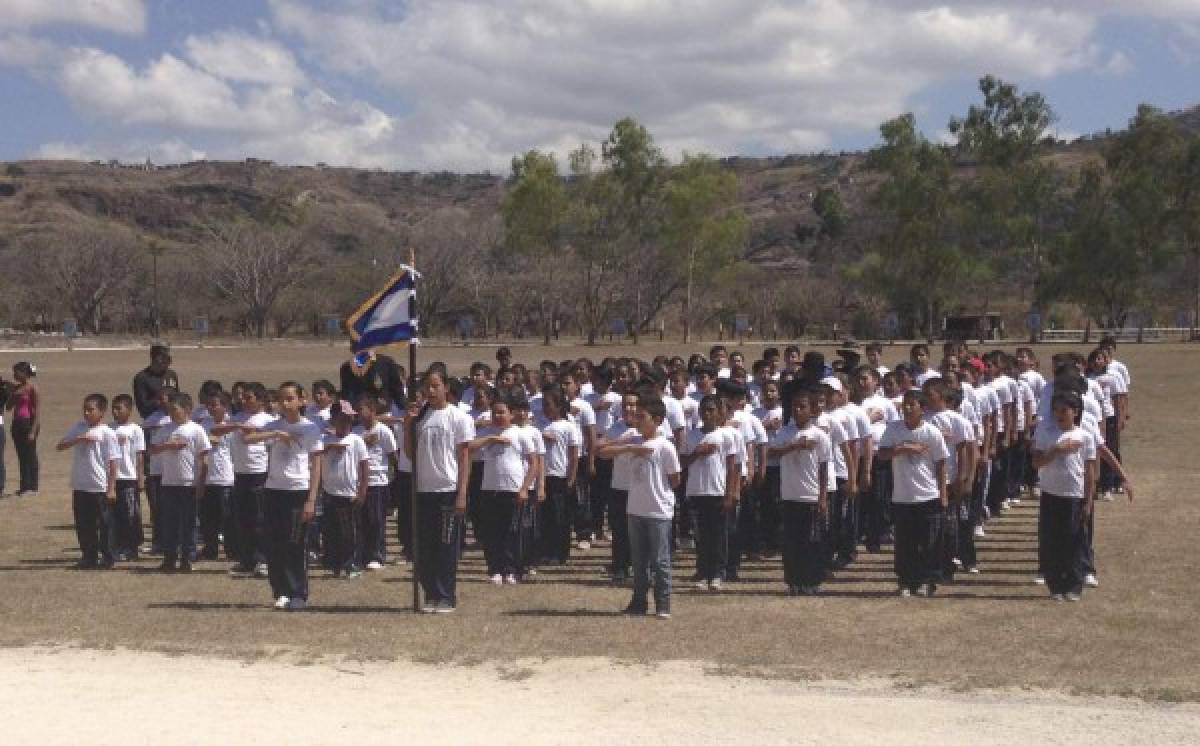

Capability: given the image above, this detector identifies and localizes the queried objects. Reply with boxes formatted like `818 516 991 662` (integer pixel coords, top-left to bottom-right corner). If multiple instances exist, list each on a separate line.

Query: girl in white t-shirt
320 402 369 578
470 393 537 584
243 382 323 611
1033 391 1097 601
353 395 398 570
512 395 545 578
200 392 236 562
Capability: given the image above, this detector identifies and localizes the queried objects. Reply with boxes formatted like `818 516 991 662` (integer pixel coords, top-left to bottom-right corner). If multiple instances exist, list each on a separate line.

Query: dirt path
2 647 1197 745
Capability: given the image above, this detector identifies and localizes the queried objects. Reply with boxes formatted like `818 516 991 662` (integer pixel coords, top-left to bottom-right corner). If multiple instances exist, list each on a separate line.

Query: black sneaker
178 560 193 573
623 602 649 616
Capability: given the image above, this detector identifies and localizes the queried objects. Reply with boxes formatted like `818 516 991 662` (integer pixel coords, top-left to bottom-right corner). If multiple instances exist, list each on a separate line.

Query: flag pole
409 246 421 613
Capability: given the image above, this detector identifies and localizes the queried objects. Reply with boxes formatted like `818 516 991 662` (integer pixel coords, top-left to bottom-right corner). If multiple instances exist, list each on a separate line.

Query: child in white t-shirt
681 394 738 590
600 396 681 619
109 394 145 560
538 388 581 565
200 392 236 561
878 389 949 597
354 395 398 570
1033 391 1097 601
923 380 977 580
512 396 545 578
149 392 211 573
57 393 120 569
768 389 831 595
321 402 369 578
470 393 537 585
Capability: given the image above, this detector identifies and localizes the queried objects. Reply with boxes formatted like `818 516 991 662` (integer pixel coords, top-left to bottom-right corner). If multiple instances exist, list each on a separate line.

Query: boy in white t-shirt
753 378 785 557
110 394 145 561
321 402 369 578
148 392 211 573
538 387 581 565
211 382 274 577
878 390 950 597
1033 391 1097 601
768 388 831 595
600 396 681 619
57 393 121 569
923 380 977 581
469 392 537 584
681 394 738 590
853 366 899 553
354 395 398 571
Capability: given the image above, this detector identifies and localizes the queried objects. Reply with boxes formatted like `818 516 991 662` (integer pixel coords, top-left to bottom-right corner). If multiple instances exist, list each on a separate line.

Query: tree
202 219 315 338
20 226 139 333
950 76 1063 330
407 207 501 336
1043 164 1139 328
1177 135 1200 336
662 154 748 342
856 114 968 340
501 150 568 344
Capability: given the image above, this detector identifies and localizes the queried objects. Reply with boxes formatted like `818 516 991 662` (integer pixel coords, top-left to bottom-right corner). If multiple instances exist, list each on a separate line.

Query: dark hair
469 361 492 376
638 394 666 423
245 382 269 402
167 390 193 412
910 343 929 356
112 393 134 408
1051 390 1083 414
13 361 35 378
763 347 780 360
695 363 718 379
901 389 925 407
865 342 883 355
84 393 108 410
698 393 723 416
591 366 614 387
496 346 512 359
312 379 336 397
210 390 234 408
199 379 223 398
709 344 728 357
716 380 747 399
278 381 306 398
541 387 568 420
356 392 388 414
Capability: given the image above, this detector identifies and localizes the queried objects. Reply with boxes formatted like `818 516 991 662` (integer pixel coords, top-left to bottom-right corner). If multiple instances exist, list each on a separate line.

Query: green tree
855 113 967 340
950 75 1063 332
662 154 748 342
501 150 568 344
1177 135 1200 336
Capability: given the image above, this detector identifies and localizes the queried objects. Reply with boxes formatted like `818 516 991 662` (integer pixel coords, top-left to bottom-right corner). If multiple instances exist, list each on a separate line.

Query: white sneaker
504 574 518 585
709 578 722 592
974 526 986 538
576 540 591 551
898 588 912 598
490 574 503 585
1034 575 1046 585
951 558 963 569
1001 499 1011 511
273 596 290 610
1085 573 1099 587
1031 487 1041 498
527 568 538 577
1065 592 1082 602
254 562 269 578
1049 593 1065 602
967 566 980 574
681 537 696 551
366 561 383 571
1010 497 1021 505
694 580 709 591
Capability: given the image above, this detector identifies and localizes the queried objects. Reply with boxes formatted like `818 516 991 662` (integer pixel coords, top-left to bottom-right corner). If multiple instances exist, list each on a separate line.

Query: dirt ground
0 340 1198 732
3 646 1198 745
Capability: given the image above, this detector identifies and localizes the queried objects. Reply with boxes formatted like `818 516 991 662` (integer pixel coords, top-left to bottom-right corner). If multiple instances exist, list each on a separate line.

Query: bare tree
407 207 501 335
202 220 315 338
19 226 139 333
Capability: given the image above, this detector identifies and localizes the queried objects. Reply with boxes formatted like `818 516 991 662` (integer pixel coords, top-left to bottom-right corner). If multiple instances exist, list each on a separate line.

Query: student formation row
58 339 1132 615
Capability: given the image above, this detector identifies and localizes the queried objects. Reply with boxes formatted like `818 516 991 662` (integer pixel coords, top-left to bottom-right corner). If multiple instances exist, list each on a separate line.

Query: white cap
819 376 844 392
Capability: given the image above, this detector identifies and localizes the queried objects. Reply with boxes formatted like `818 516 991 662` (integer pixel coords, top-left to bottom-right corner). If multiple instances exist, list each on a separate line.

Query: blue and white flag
345 266 419 352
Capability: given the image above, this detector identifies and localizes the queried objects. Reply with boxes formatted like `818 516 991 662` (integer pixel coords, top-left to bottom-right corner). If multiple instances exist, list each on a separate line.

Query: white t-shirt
481 425 532 493
730 410 765 477
159 421 212 488
112 422 145 481
815 413 847 491
304 404 331 431
414 405 476 493
1108 359 1131 390
772 422 832 503
822 409 854 480
231 411 275 474
915 369 941 386
1089 372 1119 418
586 390 623 433
542 419 582 478
390 402 412 473
843 402 872 446
880 420 950 504
859 393 900 445
668 393 699 429
626 435 681 520
353 422 397 487
926 410 974 483
1019 370 1046 402
203 421 235 487
1015 379 1034 431
264 418 324 491
682 427 736 497
143 411 171 477
663 395 687 433
321 432 369 498
753 404 784 466
1034 423 1097 499
66 422 120 492
570 397 597 455
607 420 638 491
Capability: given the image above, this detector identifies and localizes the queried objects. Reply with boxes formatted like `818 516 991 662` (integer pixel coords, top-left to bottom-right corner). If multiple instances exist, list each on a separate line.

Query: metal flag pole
409 246 421 613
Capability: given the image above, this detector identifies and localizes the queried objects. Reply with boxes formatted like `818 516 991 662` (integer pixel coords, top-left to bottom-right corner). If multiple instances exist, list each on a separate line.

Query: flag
345 266 419 352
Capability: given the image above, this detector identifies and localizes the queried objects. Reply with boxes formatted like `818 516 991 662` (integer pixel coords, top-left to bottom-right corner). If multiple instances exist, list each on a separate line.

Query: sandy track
2 647 1197 745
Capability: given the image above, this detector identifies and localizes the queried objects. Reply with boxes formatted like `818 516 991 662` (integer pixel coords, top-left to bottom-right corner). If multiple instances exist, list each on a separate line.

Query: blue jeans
627 514 672 613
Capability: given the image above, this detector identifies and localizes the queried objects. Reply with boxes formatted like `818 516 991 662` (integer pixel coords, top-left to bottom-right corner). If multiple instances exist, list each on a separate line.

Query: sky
1 0 1199 173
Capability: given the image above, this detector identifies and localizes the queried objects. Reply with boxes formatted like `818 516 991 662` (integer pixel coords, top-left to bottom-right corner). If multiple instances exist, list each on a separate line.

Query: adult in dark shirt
339 348 405 405
132 345 180 418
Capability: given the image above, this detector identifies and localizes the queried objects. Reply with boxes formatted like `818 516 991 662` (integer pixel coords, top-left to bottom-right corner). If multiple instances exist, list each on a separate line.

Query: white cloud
0 0 145 34
0 32 58 67
34 138 207 163
184 30 306 87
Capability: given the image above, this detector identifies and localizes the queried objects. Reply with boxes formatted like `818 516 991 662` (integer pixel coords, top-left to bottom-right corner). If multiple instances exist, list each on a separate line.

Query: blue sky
1 1 1198 171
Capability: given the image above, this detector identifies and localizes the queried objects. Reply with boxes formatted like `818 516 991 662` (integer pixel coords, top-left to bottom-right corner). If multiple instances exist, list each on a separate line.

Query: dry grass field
0 340 1197 703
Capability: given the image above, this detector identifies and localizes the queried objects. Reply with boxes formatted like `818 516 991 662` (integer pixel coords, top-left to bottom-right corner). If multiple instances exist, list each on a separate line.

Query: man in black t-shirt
132 345 180 418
